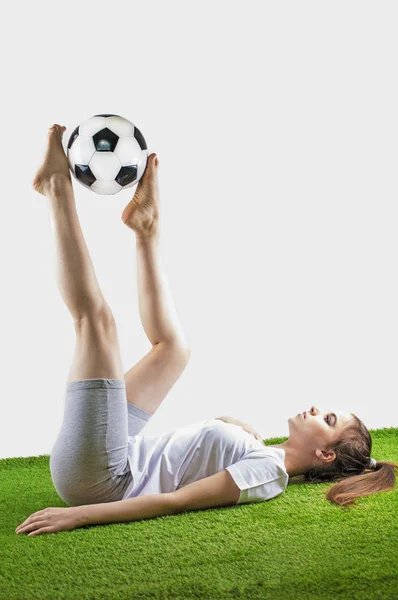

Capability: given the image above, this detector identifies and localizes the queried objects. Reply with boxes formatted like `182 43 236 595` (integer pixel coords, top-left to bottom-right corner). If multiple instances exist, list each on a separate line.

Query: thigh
50 378 133 506
68 314 124 383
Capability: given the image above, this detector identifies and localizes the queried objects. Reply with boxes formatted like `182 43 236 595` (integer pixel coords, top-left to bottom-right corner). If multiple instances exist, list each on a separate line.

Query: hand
216 416 265 445
15 506 85 537
239 423 265 445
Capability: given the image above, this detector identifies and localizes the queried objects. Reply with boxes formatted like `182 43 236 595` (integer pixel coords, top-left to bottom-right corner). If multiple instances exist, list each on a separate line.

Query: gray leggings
49 379 152 507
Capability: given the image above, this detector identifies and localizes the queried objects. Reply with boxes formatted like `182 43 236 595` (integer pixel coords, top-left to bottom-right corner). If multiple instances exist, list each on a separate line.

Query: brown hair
290 414 398 508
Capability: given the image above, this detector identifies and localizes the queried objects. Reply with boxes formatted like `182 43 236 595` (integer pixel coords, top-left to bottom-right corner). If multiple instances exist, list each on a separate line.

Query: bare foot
121 153 160 239
32 124 72 196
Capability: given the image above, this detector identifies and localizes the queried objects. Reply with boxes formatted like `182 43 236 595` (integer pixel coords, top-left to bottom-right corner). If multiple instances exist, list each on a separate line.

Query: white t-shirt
123 418 289 505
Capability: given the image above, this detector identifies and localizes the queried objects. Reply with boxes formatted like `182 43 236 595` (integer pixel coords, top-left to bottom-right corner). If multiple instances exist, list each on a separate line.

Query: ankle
48 173 72 192
135 231 160 245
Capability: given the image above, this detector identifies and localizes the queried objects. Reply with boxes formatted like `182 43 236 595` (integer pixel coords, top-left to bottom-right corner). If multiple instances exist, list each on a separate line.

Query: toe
48 124 65 136
47 125 66 144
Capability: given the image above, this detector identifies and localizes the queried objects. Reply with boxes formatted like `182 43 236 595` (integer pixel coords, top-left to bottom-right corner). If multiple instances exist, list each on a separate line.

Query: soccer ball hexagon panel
67 114 148 195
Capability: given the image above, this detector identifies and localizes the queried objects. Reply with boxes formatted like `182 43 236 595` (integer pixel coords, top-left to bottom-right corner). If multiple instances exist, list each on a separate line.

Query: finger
16 517 31 530
17 509 47 528
28 527 54 537
16 514 41 531
17 519 48 535
16 519 32 532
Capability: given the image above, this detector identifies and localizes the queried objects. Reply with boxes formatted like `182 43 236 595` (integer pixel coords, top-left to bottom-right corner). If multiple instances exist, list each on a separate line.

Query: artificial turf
1 427 397 600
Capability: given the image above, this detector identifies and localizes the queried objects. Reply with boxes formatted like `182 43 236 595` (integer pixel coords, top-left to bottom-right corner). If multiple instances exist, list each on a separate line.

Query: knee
74 306 116 331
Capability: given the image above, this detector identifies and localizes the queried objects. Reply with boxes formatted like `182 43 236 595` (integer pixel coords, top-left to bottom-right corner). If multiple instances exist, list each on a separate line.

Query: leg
46 179 113 324
46 180 124 382
36 127 129 504
46 214 129 503
34 124 114 323
33 125 123 381
68 314 124 383
121 155 191 415
50 377 133 506
122 236 191 415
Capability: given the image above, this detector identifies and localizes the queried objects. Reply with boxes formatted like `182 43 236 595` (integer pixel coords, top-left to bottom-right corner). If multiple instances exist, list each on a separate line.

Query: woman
15 124 397 537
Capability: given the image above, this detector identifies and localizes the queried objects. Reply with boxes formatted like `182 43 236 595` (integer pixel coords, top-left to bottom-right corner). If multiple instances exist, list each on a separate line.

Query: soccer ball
67 114 148 195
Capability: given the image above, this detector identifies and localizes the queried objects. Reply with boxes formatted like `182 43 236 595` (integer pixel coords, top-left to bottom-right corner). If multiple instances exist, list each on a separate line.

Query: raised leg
47 177 126 382
33 125 123 382
46 181 124 382
46 178 111 322
68 315 124 383
34 125 112 322
121 155 191 414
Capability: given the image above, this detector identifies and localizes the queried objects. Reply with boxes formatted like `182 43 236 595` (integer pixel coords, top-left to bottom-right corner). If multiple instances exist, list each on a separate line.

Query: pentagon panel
67 126 79 150
93 128 119 152
116 165 138 187
75 164 96 188
94 114 122 118
134 126 147 150
121 153 148 190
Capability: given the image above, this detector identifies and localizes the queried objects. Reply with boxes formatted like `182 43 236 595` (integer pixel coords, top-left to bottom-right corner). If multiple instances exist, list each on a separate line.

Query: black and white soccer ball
67 114 148 195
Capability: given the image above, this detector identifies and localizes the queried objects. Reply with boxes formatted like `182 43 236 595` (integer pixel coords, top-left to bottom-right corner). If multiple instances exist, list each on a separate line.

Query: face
288 405 354 452
276 405 355 475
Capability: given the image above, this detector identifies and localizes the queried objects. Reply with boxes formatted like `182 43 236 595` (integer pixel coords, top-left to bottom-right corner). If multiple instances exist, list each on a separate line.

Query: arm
172 469 241 511
81 470 240 528
81 493 180 527
15 474 238 536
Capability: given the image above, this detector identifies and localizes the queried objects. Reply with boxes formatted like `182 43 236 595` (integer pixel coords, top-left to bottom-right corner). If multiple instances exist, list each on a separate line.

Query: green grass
1 427 397 600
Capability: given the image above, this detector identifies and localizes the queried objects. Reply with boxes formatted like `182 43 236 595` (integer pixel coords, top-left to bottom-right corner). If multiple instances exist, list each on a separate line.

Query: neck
268 441 312 478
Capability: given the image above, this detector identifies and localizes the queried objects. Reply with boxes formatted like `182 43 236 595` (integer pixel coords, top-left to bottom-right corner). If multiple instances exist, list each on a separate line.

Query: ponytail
326 459 397 508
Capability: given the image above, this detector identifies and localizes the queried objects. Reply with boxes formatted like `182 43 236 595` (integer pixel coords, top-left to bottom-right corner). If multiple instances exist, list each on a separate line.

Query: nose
309 406 318 416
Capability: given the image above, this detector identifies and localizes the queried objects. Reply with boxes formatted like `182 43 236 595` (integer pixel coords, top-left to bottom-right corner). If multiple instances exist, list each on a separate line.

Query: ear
315 448 336 464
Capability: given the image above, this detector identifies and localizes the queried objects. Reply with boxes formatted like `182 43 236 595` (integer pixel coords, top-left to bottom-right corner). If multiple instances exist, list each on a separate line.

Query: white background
1 1 397 459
